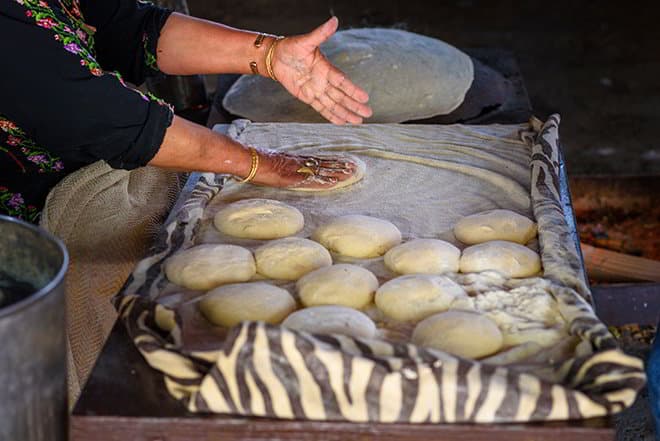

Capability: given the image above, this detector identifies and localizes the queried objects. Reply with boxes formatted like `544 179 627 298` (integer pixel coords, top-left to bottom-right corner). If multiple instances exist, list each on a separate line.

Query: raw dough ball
412 310 503 359
164 244 256 290
297 264 378 309
375 275 467 322
459 240 542 278
453 209 537 245
384 239 460 274
282 305 377 339
255 237 332 280
292 156 366 192
311 214 402 258
213 198 304 239
199 282 296 327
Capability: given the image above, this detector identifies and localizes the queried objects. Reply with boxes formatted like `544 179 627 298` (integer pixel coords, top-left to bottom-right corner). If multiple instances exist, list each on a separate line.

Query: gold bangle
249 33 268 75
265 36 285 82
237 147 259 183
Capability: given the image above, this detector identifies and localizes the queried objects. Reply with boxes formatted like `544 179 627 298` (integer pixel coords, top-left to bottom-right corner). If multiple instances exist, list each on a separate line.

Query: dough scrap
164 244 255 290
384 238 460 275
297 264 378 309
311 214 402 258
199 282 296 327
412 310 503 359
213 198 304 240
454 209 537 245
282 305 377 339
459 240 542 278
375 274 467 322
255 237 332 280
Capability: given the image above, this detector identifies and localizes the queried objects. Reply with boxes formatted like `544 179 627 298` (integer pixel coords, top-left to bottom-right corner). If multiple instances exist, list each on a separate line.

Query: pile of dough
282 305 377 339
297 264 378 309
255 237 332 280
453 209 537 245
213 198 304 239
164 244 255 290
459 240 542 278
375 274 467 322
199 282 296 327
412 310 503 359
384 239 460 274
311 214 402 258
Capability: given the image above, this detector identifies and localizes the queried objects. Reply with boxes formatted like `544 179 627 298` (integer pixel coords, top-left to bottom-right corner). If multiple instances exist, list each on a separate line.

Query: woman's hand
271 17 373 125
247 149 358 190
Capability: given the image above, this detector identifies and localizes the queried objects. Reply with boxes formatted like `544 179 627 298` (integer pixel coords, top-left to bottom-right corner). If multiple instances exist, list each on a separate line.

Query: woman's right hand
244 148 358 190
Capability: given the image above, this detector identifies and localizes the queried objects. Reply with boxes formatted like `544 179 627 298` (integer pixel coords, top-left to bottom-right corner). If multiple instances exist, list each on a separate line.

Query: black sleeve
80 0 173 85
0 8 173 170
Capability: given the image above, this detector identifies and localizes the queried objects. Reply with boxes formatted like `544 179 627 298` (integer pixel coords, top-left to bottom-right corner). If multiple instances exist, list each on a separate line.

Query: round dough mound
255 237 332 280
375 275 467 322
213 198 304 240
311 214 402 258
164 244 256 290
199 282 296 327
297 264 378 309
459 240 542 278
384 239 460 275
282 305 377 339
453 209 537 245
412 310 503 359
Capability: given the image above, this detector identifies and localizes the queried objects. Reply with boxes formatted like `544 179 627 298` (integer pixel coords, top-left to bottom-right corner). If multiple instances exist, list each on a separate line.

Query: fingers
324 86 372 120
309 97 351 125
327 67 371 106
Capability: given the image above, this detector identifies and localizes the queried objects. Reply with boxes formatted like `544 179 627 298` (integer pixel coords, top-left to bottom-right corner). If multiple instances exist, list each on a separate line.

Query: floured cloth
115 116 645 423
39 161 181 406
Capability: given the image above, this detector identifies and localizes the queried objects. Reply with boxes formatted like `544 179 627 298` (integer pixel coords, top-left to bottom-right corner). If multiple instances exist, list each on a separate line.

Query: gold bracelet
236 147 259 183
249 33 268 75
265 36 285 82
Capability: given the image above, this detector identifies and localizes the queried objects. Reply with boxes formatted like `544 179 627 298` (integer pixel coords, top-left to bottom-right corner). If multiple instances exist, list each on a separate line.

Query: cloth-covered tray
114 115 645 423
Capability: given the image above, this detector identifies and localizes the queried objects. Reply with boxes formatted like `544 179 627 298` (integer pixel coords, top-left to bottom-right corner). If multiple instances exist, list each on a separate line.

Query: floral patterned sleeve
79 0 173 85
0 0 173 171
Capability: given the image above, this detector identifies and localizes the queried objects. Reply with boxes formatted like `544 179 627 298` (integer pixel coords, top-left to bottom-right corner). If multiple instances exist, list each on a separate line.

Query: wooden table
70 49 651 441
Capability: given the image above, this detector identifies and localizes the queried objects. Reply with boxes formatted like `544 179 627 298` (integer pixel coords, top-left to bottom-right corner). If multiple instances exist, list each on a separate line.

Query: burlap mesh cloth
39 160 182 405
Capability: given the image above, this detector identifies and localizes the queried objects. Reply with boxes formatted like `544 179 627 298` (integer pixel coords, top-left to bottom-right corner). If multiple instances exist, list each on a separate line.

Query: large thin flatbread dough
223 28 473 123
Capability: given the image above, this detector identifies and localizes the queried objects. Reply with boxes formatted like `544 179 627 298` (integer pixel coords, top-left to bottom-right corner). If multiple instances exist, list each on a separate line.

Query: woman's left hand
271 17 373 125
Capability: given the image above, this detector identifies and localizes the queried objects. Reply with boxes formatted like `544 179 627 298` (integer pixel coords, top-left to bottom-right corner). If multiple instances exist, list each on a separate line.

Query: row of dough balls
212 198 541 278
199 272 505 360
214 198 403 258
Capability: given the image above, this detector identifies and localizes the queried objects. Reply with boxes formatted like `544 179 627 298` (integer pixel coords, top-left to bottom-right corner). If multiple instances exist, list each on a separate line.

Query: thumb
304 16 339 47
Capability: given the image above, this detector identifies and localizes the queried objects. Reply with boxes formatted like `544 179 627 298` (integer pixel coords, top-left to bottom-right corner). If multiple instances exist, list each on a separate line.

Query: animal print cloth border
113 115 645 423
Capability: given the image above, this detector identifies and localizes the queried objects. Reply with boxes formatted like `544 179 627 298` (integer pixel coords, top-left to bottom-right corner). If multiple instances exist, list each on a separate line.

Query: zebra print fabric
114 116 645 422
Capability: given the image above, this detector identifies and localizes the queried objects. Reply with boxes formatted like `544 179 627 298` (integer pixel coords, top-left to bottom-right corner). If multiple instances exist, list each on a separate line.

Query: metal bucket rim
0 214 69 318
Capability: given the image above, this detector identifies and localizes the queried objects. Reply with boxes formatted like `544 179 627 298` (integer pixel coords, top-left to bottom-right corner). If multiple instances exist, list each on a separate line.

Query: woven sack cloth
222 28 474 123
40 161 181 405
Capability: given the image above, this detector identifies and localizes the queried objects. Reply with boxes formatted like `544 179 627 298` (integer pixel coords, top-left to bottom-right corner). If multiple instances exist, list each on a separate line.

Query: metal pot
0 215 68 441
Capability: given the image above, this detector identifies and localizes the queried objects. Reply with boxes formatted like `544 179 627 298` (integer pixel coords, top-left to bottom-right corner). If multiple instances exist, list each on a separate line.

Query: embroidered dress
0 0 174 223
